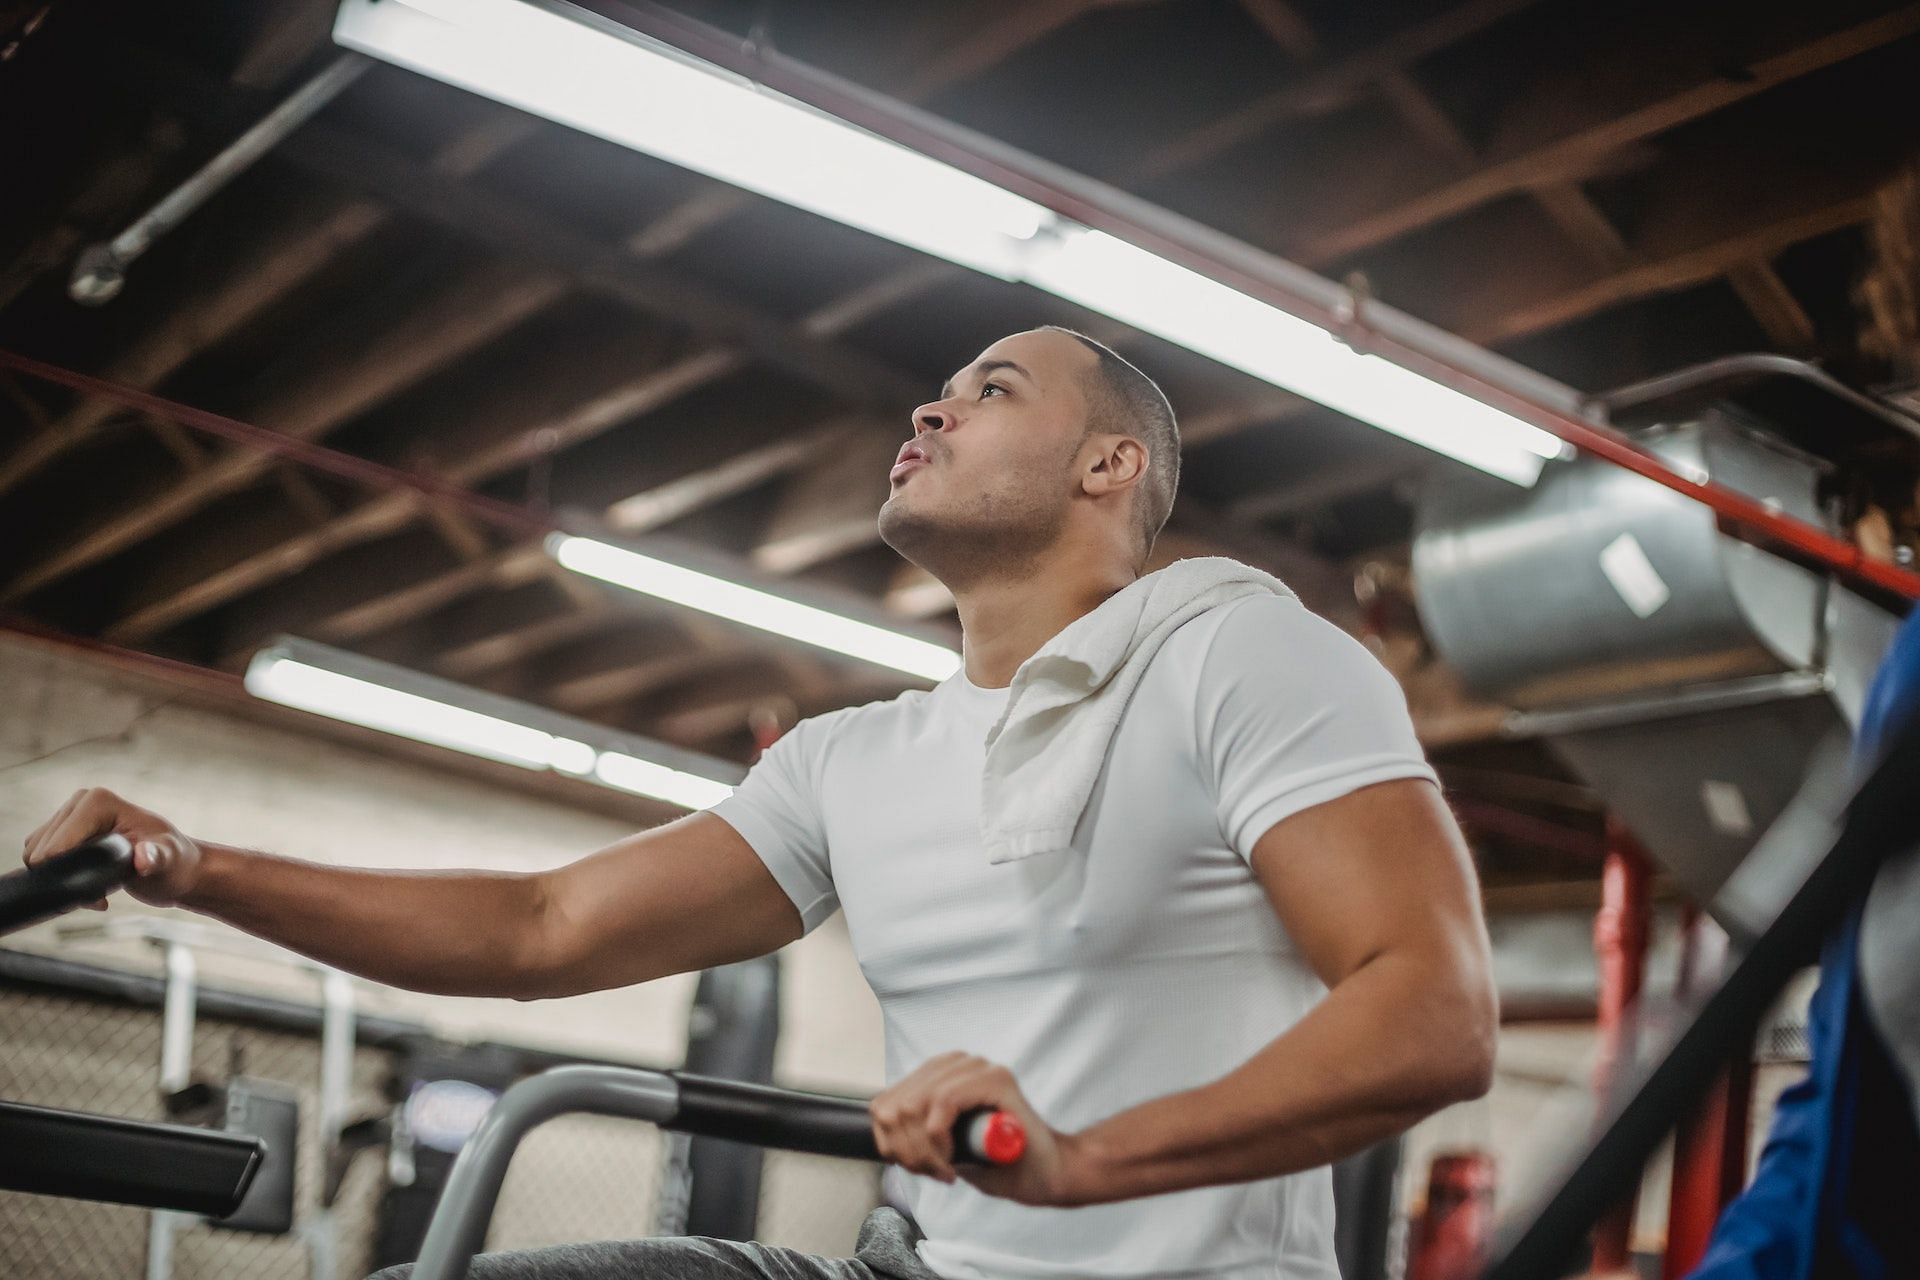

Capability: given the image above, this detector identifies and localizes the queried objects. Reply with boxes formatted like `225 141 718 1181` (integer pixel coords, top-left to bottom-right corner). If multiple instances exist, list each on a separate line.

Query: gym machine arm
407 1062 1025 1280
0 836 267 1218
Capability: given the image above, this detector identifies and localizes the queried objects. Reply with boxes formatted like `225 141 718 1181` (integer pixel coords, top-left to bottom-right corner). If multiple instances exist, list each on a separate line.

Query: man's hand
21 788 204 910
871 1052 1087 1207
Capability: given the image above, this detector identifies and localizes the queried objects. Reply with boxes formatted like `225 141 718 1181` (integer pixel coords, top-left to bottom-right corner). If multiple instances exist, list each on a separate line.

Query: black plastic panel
0 1099 264 1217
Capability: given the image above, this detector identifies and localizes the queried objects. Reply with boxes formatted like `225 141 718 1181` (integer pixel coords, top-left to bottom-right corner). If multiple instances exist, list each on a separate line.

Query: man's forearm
1066 950 1494 1204
184 843 554 997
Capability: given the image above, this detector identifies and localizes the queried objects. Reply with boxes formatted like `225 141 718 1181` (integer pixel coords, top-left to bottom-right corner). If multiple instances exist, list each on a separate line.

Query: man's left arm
872 776 1496 1205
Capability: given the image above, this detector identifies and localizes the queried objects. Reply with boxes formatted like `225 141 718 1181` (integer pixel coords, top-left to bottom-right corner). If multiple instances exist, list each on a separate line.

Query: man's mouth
890 441 932 483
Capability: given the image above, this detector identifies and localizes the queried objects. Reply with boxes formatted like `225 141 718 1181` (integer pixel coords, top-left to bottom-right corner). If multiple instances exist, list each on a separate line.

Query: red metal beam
1661 905 1753 1278
0 349 553 540
1590 819 1655 1273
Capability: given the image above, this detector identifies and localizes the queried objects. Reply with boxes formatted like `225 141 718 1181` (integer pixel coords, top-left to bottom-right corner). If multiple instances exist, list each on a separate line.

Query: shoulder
776 686 937 757
1163 591 1366 675
1156 593 1405 733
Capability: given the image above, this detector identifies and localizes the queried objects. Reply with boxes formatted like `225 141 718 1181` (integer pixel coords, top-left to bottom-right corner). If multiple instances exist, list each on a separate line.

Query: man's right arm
20 788 803 1000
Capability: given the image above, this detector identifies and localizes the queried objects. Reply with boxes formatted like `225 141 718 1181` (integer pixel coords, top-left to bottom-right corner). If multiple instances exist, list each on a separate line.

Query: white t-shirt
710 593 1436 1280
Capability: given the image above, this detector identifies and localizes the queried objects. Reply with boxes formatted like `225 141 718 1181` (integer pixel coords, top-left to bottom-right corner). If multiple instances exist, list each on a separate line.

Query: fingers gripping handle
0 835 135 935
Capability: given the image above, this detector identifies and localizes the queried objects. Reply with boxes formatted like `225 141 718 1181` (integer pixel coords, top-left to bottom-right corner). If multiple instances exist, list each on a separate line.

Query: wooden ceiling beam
86 16 1052 650
437 606 615 683
0 113 535 507
1127 0 1545 185
548 647 752 717
1468 195 1874 346
895 0 1134 99
748 429 903 576
185 261 922 659
1527 182 1634 269
95 195 935 645
1236 0 1638 324
3 258 563 605
1285 6 1920 266
1202 156 1883 517
312 547 552 651
279 124 926 407
1726 260 1820 353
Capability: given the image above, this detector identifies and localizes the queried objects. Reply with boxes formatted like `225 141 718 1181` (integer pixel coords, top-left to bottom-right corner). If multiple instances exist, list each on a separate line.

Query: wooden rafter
1726 260 1819 353
1283 6 1920 266
0 112 537 505
1127 0 1547 185
1469 193 1874 346
107 259 929 646
4 259 565 603
1236 0 1636 293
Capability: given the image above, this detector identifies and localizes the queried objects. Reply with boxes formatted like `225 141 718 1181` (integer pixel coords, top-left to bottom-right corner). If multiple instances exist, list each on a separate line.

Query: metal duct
1414 412 1900 925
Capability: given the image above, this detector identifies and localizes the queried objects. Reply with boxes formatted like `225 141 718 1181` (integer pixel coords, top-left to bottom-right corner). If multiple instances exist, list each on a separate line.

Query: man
21 328 1496 1279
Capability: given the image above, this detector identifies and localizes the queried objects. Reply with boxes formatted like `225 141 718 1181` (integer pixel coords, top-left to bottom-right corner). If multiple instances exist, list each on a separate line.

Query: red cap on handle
959 1109 1027 1165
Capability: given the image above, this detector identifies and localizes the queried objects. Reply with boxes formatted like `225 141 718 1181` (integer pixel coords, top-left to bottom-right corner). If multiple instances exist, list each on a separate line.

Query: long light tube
244 638 740 810
550 534 963 681
335 0 1564 485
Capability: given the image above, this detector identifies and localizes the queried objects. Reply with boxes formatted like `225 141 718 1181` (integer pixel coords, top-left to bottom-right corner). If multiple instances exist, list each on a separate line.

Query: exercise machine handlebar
0 835 135 936
410 1064 1026 1280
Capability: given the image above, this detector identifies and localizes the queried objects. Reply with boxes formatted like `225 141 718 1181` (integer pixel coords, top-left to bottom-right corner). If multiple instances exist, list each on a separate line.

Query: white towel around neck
979 556 1296 864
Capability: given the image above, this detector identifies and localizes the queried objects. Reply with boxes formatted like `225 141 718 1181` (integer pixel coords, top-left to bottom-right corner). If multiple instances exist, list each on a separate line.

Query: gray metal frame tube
409 1066 680 1280
69 53 369 304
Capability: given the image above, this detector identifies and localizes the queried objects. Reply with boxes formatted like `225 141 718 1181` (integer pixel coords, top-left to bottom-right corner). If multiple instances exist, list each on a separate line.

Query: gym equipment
0 1098 263 1217
673 954 782 1240
0 837 1027 1280
1484 688 1920 1278
0 837 266 1220
406 1064 1025 1280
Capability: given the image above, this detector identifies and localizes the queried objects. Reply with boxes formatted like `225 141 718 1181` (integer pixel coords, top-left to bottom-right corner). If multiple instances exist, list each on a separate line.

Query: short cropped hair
1042 326 1181 560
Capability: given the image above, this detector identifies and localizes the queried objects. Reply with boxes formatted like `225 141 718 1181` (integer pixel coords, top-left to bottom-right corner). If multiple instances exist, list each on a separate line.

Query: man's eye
981 382 1006 398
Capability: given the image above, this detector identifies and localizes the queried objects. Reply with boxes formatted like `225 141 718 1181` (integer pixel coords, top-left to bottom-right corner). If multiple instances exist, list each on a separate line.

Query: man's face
877 330 1097 580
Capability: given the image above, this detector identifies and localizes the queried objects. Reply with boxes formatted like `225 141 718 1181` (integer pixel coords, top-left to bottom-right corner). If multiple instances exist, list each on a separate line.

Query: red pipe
1408 1151 1498 1280
1345 329 1920 605
0 349 554 539
1590 818 1655 1274
1662 906 1753 1278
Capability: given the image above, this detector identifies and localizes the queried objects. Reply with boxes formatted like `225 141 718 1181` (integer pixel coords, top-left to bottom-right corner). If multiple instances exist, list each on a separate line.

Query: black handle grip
0 835 136 935
667 1072 1026 1165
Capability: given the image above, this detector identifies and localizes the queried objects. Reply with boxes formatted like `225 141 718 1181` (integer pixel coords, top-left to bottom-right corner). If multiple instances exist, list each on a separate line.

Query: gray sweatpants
367 1208 942 1280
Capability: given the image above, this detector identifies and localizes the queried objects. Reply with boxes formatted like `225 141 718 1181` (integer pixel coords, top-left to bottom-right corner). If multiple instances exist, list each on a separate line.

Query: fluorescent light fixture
1023 229 1562 485
333 0 1045 279
333 0 1562 485
596 750 735 810
550 534 963 681
244 637 741 810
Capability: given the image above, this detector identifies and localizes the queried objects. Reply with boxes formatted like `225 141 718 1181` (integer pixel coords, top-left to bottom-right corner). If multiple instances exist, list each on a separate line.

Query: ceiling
4 0 1918 903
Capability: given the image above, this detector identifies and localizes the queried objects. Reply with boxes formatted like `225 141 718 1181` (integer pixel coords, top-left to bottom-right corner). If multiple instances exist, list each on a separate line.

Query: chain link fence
1 982 881 1279
0 985 389 1280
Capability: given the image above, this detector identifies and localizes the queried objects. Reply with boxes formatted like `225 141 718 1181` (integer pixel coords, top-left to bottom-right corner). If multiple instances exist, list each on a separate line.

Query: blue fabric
1689 606 1920 1280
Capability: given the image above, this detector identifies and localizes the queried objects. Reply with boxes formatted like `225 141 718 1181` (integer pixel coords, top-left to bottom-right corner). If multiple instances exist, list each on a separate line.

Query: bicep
1247 778 1490 992
534 812 805 996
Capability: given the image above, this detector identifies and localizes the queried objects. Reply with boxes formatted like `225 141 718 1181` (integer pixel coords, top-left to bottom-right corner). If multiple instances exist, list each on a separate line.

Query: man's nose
913 404 953 436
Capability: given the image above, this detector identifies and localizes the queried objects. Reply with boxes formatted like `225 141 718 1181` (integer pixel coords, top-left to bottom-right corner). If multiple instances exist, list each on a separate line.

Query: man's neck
953 553 1137 689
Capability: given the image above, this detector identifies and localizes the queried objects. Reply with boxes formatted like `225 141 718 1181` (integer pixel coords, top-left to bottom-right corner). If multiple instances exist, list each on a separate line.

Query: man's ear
1083 436 1149 497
